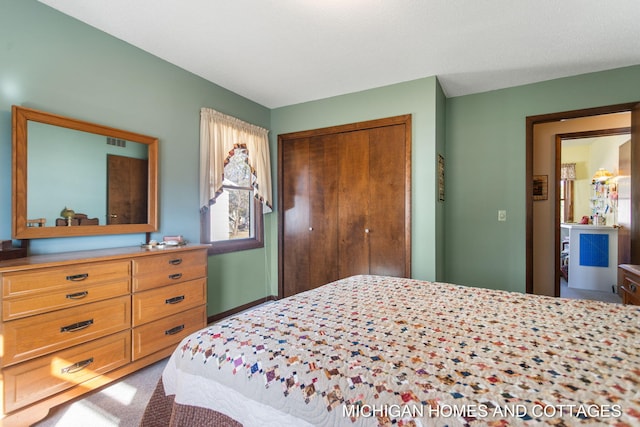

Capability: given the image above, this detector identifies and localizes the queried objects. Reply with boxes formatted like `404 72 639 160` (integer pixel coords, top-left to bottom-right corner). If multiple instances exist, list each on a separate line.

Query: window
560 179 567 223
204 147 263 254
199 108 272 255
560 163 576 223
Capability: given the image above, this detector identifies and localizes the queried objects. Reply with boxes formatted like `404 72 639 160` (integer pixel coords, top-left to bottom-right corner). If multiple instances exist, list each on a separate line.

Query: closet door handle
60 319 94 333
66 273 89 281
61 357 94 374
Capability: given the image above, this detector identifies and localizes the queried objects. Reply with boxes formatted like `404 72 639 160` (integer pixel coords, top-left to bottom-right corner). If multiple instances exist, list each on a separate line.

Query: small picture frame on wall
533 175 548 201
438 154 445 201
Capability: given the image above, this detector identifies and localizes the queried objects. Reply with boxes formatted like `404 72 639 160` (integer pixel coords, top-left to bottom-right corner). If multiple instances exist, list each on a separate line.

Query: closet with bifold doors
278 115 411 298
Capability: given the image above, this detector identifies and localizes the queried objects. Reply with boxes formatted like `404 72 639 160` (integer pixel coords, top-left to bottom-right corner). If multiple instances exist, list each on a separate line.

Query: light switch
498 210 507 222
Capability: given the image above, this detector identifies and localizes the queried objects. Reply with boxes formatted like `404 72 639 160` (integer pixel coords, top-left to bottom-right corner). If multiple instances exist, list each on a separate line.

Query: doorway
106 154 149 224
526 102 640 298
557 129 630 301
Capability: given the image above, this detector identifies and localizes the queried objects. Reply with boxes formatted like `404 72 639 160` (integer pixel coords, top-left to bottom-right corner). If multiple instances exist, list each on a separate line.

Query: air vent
107 137 127 148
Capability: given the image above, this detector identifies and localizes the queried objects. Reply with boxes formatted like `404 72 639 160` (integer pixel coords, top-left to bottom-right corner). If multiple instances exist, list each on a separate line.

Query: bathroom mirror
12 105 158 239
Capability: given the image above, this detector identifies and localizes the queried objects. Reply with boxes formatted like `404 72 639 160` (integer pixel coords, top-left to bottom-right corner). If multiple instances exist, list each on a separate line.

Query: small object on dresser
0 240 27 261
163 235 185 246
26 218 46 227
141 239 158 249
60 207 75 226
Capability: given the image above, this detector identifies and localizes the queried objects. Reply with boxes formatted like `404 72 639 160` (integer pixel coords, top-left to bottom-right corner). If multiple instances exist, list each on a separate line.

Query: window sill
205 238 264 255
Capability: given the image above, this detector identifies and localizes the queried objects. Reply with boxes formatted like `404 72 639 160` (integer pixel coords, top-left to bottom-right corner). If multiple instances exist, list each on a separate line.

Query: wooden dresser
0 245 209 426
618 264 640 306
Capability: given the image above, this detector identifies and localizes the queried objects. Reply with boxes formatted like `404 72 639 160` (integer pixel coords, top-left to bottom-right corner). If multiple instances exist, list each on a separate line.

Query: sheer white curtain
199 107 272 213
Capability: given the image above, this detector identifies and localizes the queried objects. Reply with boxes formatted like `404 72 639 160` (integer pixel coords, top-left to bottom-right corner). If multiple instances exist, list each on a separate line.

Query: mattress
141 275 640 426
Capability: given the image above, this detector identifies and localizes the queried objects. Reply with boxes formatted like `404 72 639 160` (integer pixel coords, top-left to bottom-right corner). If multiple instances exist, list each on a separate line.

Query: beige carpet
32 358 166 427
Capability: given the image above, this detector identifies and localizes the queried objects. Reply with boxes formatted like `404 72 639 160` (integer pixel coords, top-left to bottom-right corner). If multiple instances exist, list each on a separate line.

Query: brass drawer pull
168 273 183 280
66 273 89 281
169 258 183 265
66 291 89 299
61 357 94 374
165 295 185 305
165 324 185 335
60 319 94 333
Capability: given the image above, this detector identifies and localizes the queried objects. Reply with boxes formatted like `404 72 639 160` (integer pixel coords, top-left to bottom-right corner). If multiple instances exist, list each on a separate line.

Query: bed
140 275 640 426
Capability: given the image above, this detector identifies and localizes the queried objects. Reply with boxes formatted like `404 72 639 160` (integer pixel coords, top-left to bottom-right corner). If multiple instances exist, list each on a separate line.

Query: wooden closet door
278 114 411 298
282 138 311 297
308 135 339 288
281 136 340 297
368 124 407 276
338 130 370 278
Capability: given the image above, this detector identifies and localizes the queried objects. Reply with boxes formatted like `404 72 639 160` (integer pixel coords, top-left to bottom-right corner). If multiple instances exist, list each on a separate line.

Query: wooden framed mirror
12 105 158 239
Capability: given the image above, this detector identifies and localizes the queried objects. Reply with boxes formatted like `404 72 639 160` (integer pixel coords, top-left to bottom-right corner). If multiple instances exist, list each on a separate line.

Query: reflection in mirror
27 122 149 227
12 105 158 239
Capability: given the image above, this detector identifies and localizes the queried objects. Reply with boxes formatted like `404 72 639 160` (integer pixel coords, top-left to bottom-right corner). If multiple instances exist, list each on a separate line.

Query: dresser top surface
619 264 640 275
0 244 210 272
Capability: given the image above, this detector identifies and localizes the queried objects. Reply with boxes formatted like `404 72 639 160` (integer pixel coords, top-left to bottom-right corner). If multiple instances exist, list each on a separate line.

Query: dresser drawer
132 250 206 276
3 279 130 321
623 274 640 293
2 260 130 298
132 250 206 292
3 331 130 413
132 278 206 326
622 271 640 305
3 296 131 366
623 288 640 305
132 305 206 360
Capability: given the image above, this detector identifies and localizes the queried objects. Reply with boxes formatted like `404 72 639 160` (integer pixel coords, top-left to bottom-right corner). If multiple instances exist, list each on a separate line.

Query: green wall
3 0 640 316
445 65 640 292
0 0 271 316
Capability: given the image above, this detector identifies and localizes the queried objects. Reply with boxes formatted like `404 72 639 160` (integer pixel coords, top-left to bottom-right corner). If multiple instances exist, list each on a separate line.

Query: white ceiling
38 0 640 109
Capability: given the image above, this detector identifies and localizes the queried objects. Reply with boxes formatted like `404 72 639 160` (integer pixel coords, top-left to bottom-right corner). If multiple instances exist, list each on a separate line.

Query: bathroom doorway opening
557 129 630 302
526 102 639 298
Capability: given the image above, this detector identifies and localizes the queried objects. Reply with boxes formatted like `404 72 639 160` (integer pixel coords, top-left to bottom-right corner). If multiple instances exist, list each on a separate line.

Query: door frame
526 102 638 294
554 127 631 296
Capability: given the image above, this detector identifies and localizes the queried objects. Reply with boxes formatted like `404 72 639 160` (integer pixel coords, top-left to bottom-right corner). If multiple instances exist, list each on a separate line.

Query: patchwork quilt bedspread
162 275 640 426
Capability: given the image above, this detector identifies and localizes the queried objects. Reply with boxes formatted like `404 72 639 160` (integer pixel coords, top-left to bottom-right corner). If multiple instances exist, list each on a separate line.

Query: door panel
107 155 148 224
368 124 407 277
632 103 640 263
618 141 631 267
282 138 311 297
309 135 339 288
338 130 370 278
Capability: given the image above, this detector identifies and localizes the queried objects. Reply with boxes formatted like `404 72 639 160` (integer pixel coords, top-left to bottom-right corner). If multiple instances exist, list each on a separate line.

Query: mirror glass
12 105 158 239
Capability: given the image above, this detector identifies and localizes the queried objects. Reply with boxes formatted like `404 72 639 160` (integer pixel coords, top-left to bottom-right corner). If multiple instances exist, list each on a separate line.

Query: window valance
560 163 576 181
199 108 272 213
